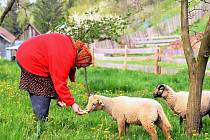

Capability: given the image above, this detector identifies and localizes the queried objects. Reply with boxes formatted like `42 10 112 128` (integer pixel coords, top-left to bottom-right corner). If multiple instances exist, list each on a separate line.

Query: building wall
0 37 11 58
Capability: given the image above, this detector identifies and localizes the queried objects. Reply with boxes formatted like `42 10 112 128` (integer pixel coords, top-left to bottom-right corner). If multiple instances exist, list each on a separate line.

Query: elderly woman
16 33 92 120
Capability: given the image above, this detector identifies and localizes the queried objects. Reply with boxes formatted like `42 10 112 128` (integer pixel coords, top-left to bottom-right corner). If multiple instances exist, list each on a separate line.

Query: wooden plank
135 43 170 47
131 39 178 44
163 49 185 56
161 57 210 68
131 35 180 40
94 48 125 54
95 56 154 61
127 48 156 54
94 48 156 54
161 57 186 64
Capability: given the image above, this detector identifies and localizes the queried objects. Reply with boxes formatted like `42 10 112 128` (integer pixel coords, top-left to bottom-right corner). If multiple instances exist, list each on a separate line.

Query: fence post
124 45 128 70
91 40 96 67
154 46 160 74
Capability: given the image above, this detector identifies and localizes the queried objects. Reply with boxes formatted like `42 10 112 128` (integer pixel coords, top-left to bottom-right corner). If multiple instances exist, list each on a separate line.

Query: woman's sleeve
48 54 75 106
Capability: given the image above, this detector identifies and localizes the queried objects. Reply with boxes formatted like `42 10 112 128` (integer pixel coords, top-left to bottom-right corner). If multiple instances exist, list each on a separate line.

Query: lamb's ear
99 100 104 106
158 84 166 91
89 92 95 97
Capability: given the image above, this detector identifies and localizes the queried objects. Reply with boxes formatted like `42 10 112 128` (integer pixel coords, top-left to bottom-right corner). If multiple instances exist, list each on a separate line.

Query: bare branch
189 8 208 14
191 39 201 48
0 0 17 26
201 0 210 4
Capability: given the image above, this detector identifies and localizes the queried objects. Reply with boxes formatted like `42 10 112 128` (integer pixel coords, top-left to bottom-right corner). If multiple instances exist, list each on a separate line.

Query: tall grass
0 59 210 140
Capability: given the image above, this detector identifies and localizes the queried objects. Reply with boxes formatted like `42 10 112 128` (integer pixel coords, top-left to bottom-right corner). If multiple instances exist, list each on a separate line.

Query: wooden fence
89 35 180 49
91 45 210 75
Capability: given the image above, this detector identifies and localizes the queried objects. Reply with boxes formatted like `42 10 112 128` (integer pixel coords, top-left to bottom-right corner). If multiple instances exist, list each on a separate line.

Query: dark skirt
19 67 58 99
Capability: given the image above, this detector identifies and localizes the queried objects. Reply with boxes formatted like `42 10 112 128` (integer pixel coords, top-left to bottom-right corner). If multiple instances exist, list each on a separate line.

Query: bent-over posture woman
16 33 92 120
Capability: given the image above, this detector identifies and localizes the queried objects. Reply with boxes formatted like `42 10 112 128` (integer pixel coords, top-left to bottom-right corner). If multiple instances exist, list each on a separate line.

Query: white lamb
85 95 172 140
153 84 210 126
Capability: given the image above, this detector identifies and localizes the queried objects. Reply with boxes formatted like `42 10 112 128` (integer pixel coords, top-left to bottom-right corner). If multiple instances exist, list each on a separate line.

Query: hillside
68 0 206 34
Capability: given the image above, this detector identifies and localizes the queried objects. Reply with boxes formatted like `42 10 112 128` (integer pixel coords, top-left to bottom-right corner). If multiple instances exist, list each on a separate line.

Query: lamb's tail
157 105 171 129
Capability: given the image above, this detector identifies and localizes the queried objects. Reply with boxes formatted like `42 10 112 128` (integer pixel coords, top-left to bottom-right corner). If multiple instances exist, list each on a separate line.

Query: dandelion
192 130 196 132
192 133 199 137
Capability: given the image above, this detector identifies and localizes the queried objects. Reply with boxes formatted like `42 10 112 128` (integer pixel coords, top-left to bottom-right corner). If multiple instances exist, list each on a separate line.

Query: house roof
27 23 41 34
0 27 16 43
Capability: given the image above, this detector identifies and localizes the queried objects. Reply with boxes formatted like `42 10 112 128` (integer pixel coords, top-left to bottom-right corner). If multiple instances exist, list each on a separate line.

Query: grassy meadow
0 58 210 140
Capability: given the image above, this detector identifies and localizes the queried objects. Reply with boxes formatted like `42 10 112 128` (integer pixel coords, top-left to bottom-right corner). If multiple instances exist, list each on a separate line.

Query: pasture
0 59 210 140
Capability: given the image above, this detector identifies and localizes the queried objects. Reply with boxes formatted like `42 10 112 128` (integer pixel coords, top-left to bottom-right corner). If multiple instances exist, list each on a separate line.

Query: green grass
0 58 210 140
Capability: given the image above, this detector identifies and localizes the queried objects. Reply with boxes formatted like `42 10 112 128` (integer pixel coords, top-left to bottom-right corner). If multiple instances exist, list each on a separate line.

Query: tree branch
181 0 196 70
0 0 17 26
197 17 210 67
201 0 210 4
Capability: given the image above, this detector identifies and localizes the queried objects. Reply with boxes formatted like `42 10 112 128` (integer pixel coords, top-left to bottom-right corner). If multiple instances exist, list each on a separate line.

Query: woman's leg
29 94 51 120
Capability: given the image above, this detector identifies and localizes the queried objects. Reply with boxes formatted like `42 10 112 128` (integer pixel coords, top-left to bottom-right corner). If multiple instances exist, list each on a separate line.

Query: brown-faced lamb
153 84 210 126
85 95 172 140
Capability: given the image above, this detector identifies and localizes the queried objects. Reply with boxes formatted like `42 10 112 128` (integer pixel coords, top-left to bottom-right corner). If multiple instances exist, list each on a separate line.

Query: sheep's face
85 95 104 113
153 84 170 98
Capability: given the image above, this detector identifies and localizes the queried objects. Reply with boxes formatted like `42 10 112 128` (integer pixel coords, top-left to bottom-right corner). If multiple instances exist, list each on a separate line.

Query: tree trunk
186 71 202 135
0 0 16 26
181 0 210 136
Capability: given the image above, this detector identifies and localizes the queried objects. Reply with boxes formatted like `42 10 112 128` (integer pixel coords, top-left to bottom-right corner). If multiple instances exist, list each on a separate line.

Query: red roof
0 27 16 43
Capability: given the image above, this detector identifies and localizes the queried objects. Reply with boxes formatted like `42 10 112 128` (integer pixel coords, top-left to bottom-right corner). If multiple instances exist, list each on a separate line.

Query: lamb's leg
179 117 183 133
142 122 158 140
179 117 183 126
199 118 203 132
125 123 130 136
117 119 125 137
156 121 172 140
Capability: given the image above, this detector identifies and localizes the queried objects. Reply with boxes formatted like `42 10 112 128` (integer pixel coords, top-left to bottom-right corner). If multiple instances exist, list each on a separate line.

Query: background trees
32 0 65 33
0 0 16 26
2 1 20 36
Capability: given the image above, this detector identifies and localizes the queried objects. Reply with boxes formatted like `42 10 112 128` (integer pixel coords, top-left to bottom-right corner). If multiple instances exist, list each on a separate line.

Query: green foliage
63 0 74 17
172 15 209 35
191 15 209 33
2 1 21 36
32 0 65 33
54 10 129 43
16 0 32 32
0 59 210 139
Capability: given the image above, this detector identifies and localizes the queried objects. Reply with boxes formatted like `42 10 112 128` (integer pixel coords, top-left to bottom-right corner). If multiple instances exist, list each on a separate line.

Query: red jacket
16 33 77 106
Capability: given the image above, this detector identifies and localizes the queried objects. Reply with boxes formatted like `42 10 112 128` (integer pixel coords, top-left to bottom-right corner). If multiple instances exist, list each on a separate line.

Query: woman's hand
71 103 88 115
71 103 81 113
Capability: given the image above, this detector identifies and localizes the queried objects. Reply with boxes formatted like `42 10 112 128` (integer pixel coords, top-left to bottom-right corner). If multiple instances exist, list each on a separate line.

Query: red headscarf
68 40 92 83
74 40 92 67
